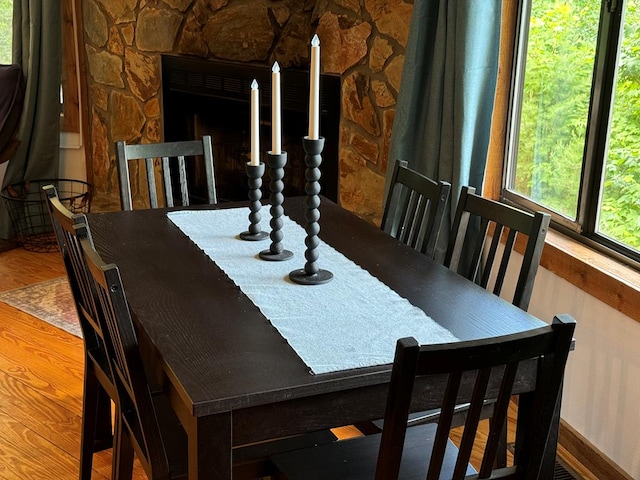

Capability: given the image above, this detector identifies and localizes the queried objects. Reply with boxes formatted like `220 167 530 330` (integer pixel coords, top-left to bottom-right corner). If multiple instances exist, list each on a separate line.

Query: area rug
0 276 82 338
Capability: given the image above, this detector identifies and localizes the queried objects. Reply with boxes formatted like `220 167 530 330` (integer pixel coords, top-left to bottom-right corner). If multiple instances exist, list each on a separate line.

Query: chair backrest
43 184 107 358
116 136 217 211
375 315 575 480
79 235 171 478
381 160 451 258
444 186 550 311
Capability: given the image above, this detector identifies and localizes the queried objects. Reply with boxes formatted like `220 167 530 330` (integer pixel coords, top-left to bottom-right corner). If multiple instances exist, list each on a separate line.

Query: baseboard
559 420 633 480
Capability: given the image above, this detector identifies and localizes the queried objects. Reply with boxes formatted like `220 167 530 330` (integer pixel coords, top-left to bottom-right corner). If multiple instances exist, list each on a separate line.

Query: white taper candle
308 34 320 140
272 62 281 154
250 79 259 165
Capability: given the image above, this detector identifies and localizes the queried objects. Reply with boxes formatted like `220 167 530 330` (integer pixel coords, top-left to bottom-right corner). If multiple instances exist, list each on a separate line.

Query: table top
87 197 545 419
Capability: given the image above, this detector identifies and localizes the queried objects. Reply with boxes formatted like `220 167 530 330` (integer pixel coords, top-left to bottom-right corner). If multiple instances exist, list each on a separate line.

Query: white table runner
167 208 458 374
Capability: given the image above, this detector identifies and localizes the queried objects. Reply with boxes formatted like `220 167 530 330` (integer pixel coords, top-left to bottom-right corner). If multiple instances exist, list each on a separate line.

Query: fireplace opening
161 55 340 203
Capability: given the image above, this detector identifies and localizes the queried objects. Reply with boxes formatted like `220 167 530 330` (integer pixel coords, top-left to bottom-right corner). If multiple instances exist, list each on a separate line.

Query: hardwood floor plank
0 409 105 479
0 306 86 412
0 250 65 292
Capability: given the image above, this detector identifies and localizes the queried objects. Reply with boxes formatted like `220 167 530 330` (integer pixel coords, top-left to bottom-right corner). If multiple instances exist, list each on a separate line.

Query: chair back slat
116 136 217 211
382 160 451 258
479 362 519 477
454 367 492 477
424 370 462 480
445 186 551 311
145 157 159 209
481 223 503 288
493 229 517 296
177 155 189 206
375 315 575 480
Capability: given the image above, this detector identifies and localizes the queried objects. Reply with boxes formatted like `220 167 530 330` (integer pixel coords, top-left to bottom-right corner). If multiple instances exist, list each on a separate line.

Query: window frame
501 0 637 268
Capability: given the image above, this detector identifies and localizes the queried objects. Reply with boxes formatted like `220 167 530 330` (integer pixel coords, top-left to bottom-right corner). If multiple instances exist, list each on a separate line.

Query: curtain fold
0 0 61 239
388 0 501 259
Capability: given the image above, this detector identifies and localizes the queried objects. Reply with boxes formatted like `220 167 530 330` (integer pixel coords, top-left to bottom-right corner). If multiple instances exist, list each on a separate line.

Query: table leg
188 411 232 480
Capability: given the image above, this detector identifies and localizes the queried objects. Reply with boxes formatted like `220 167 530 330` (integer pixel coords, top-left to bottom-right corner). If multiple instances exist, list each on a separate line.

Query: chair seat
270 423 475 480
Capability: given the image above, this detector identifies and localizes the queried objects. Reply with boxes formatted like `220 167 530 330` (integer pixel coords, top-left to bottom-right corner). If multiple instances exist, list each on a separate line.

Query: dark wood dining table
87 196 558 480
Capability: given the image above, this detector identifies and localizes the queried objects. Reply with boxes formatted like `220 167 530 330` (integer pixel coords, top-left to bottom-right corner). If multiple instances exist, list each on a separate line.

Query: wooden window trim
487 0 640 326
60 0 80 134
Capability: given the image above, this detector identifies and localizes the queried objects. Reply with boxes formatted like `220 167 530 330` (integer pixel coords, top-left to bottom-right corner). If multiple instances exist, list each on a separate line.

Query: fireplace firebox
161 55 340 203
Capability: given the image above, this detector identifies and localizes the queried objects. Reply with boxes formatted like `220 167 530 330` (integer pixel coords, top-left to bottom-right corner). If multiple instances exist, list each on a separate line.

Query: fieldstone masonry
82 0 413 224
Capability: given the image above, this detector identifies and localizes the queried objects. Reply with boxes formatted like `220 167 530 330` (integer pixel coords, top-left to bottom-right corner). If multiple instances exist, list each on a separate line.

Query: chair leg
113 413 135 480
79 369 101 480
94 388 114 450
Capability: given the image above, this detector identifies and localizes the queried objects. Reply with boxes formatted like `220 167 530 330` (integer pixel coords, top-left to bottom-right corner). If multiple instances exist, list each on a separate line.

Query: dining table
87 196 561 480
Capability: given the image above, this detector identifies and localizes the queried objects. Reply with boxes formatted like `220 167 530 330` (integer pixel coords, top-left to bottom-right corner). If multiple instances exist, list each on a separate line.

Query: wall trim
559 420 633 480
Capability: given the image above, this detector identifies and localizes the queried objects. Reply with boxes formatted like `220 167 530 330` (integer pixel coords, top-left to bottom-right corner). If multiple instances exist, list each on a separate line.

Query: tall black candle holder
260 151 293 261
240 162 269 241
289 137 333 285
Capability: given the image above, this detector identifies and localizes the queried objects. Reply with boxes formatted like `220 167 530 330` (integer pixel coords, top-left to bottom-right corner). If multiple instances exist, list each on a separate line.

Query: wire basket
1 179 93 252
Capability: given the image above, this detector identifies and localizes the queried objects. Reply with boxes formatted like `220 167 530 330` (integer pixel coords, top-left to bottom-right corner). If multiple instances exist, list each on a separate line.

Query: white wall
502 260 640 478
59 132 86 181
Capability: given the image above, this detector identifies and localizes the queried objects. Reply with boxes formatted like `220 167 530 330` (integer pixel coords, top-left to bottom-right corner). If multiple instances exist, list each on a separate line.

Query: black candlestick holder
289 137 333 285
240 162 269 241
260 151 293 261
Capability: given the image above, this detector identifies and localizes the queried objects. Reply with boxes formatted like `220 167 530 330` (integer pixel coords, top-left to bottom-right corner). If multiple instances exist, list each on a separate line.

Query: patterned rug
0 276 82 338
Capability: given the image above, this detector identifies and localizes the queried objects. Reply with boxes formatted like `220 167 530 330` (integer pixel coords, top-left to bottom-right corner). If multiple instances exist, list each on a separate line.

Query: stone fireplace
82 0 413 224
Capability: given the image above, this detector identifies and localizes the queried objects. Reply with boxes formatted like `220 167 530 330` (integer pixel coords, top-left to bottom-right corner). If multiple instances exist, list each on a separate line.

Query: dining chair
78 234 337 480
270 315 575 480
381 160 451 258
116 136 217 211
43 184 117 480
445 186 551 311
370 186 550 436
433 186 552 464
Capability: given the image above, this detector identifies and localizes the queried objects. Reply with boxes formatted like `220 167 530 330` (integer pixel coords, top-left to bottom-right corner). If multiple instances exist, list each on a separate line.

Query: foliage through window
505 0 640 265
0 0 11 64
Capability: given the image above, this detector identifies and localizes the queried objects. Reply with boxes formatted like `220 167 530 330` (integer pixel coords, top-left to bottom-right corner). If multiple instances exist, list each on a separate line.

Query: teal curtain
388 0 501 259
0 0 61 239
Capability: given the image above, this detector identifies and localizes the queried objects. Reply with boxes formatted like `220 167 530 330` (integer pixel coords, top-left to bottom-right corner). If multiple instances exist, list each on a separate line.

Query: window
0 0 11 64
504 0 640 266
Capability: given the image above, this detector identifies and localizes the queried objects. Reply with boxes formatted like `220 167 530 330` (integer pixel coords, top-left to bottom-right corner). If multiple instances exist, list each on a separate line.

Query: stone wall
82 0 413 224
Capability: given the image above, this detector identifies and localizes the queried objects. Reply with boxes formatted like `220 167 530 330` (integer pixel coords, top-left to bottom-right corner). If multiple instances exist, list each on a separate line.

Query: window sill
539 229 640 324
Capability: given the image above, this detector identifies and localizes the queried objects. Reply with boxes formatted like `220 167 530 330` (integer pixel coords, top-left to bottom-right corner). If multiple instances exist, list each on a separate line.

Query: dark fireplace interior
161 55 340 204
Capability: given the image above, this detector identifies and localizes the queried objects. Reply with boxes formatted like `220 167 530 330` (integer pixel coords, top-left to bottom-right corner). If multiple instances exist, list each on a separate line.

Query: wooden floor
0 246 594 479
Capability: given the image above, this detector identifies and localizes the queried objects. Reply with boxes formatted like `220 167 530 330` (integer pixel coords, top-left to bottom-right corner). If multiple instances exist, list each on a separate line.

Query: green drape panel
0 0 61 239
388 0 501 259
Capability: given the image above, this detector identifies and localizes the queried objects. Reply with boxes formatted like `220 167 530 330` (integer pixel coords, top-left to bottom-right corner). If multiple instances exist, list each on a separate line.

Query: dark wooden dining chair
78 234 337 479
116 136 217 211
381 160 451 258
444 186 551 311
432 186 552 465
43 184 117 480
271 315 575 480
